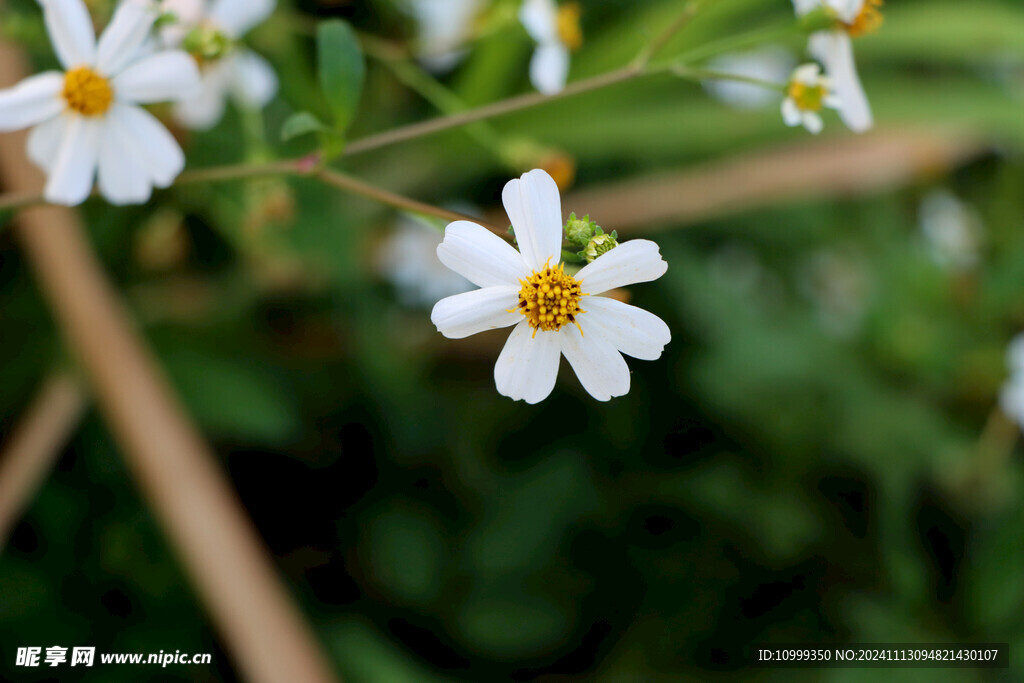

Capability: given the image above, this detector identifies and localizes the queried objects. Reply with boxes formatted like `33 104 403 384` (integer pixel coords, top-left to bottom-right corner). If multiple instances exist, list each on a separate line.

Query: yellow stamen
517 261 585 334
787 80 827 112
63 66 113 117
557 3 583 52
843 0 883 38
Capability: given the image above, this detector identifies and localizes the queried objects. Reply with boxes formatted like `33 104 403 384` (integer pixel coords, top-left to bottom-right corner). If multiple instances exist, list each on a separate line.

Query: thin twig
314 168 504 232
0 372 88 555
633 0 704 68
0 41 339 683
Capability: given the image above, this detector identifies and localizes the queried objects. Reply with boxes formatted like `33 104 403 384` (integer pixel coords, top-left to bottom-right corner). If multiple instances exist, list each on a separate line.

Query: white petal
95 0 159 76
0 72 65 131
791 0 820 17
437 220 530 289
781 98 801 127
519 0 558 43
27 114 68 172
576 239 668 295
44 114 100 206
173 64 232 130
113 51 201 104
209 0 275 38
494 320 561 404
558 322 630 401
108 103 185 186
1008 335 1024 373
1000 379 1024 428
229 50 278 108
810 32 872 133
501 168 563 272
40 0 97 69
580 297 671 361
96 115 152 204
803 111 824 134
430 286 521 339
530 43 570 95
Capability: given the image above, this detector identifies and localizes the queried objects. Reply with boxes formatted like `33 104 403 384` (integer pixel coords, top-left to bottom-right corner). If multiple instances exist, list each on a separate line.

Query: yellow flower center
842 0 883 37
556 3 583 52
787 81 827 112
63 66 113 117
516 261 585 334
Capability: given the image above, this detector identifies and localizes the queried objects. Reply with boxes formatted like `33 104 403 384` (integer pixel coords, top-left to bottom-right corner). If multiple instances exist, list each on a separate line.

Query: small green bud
153 10 178 30
798 7 837 33
584 233 619 262
564 212 599 246
182 25 234 62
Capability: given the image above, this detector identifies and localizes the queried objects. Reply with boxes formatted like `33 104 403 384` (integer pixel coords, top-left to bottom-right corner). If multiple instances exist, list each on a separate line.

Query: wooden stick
0 42 338 683
0 372 87 554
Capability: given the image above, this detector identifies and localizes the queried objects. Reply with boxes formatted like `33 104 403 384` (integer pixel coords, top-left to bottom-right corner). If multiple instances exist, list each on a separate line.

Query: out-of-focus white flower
1000 334 1024 428
800 247 870 337
377 214 475 308
520 0 581 95
403 0 482 72
0 0 200 205
161 0 277 130
791 0 882 133
781 63 840 134
431 169 670 403
918 190 983 270
703 47 794 110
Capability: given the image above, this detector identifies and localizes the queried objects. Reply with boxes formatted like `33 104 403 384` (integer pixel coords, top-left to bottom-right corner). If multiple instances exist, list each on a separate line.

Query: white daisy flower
1001 334 1024 429
702 47 795 110
918 190 983 270
403 0 482 73
519 0 581 95
377 214 475 308
781 63 840 134
791 0 882 133
430 169 671 403
0 0 200 206
161 0 278 130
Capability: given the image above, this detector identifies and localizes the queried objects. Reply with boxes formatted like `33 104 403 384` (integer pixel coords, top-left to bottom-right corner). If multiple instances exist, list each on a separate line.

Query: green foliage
4 0 1024 681
316 19 365 134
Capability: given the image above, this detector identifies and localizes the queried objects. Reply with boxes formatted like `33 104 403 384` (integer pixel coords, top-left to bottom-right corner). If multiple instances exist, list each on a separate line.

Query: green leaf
316 19 365 132
280 111 331 142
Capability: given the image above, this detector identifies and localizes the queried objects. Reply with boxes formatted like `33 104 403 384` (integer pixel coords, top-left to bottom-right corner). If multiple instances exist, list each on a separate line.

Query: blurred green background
2 0 1024 680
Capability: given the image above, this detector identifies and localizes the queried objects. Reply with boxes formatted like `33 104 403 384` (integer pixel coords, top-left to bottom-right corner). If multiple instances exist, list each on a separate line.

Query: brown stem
0 372 87 554
314 168 504 232
0 42 339 683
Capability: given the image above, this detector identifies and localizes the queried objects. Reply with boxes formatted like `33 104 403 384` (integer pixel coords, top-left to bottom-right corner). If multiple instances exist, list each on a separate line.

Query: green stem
674 21 802 65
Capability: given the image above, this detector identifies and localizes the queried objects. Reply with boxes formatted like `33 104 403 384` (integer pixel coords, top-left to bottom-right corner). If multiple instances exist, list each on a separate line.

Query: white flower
791 0 881 133
403 0 482 73
918 190 983 270
781 63 840 134
519 0 581 95
1001 334 1024 428
161 0 278 130
703 47 795 110
0 0 200 205
377 214 475 308
430 169 671 403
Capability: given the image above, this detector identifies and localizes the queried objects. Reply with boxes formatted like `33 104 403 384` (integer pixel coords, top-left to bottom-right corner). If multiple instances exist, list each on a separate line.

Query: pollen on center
557 3 583 52
788 81 826 112
63 66 113 117
844 0 883 38
516 261 585 335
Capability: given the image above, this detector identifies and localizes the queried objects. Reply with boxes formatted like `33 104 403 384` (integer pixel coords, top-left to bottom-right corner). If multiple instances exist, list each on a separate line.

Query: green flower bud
564 212 599 246
584 232 618 262
182 25 234 62
798 7 837 33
